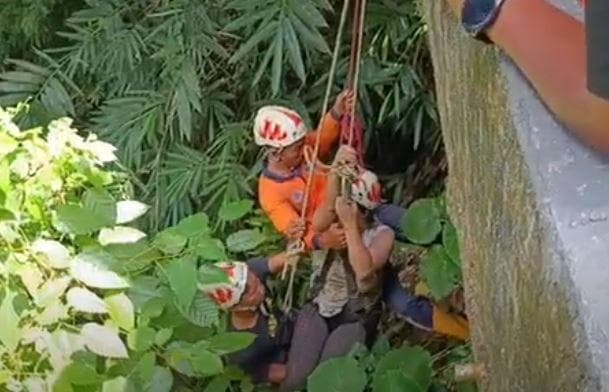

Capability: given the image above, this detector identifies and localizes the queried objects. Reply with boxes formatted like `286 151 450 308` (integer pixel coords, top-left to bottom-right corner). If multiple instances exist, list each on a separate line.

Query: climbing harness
281 0 368 312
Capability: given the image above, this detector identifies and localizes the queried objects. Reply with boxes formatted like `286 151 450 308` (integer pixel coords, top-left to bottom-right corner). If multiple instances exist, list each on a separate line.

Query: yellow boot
432 306 470 341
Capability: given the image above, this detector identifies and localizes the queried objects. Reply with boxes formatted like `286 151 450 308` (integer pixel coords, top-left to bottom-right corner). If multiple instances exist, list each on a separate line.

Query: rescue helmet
253 106 307 148
351 169 382 210
198 261 248 310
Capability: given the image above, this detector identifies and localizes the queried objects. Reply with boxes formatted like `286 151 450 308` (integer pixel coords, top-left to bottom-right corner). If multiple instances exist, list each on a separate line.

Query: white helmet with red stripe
253 106 307 148
199 261 248 310
351 169 382 210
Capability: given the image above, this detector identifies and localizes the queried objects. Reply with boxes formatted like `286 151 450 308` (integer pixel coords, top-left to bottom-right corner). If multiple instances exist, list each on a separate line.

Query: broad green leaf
83 188 116 225
55 204 108 235
129 276 161 309
23 377 46 392
16 263 43 297
31 239 71 269
116 200 149 224
207 332 255 355
166 342 196 377
61 360 103 386
167 257 198 308
105 293 135 330
0 222 21 243
127 325 156 352
10 153 28 178
99 226 147 246
443 222 461 265
104 242 161 274
0 208 15 221
155 328 173 347
141 297 167 319
374 370 423 392
153 229 187 255
67 287 108 314
0 370 10 384
193 236 226 261
373 347 432 392
190 349 224 376
197 264 230 288
218 200 253 222
136 352 156 380
85 140 117 163
174 213 210 238
204 375 230 392
148 366 173 392
178 293 219 328
102 376 127 392
36 300 68 325
45 329 86 370
421 245 461 300
226 229 265 253
54 190 115 235
35 276 71 307
401 198 442 245
81 323 128 358
0 132 18 158
0 291 20 351
308 357 366 392
70 252 130 289
371 336 391 358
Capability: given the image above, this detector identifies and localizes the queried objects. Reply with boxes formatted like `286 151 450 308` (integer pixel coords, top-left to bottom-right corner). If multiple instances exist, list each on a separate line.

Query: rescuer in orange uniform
253 95 470 342
255 91 354 251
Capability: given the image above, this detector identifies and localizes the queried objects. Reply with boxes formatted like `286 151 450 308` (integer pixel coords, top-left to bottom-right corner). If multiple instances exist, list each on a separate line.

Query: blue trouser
382 268 433 330
374 203 434 330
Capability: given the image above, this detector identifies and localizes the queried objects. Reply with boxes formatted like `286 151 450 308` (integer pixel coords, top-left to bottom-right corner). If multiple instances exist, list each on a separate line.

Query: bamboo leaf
283 18 306 82
229 21 278 63
271 26 284 95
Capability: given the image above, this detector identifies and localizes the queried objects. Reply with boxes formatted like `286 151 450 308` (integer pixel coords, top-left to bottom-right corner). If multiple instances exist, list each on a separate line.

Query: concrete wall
423 1 609 390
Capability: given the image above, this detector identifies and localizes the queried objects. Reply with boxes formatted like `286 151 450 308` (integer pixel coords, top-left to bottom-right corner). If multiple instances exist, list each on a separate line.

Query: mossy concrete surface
424 1 609 390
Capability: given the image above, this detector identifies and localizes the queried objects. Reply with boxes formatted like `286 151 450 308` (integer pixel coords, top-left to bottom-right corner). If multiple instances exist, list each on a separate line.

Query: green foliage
0 107 261 391
421 246 461 301
308 338 477 392
0 0 83 61
402 198 443 245
373 347 432 391
308 357 367 392
0 0 437 230
226 229 267 253
400 197 463 300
